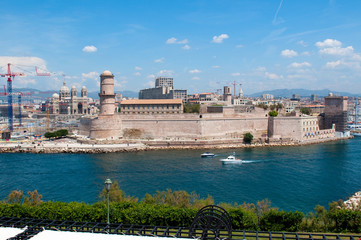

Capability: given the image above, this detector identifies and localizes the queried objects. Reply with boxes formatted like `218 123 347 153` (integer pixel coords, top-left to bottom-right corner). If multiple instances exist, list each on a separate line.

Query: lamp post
104 178 112 224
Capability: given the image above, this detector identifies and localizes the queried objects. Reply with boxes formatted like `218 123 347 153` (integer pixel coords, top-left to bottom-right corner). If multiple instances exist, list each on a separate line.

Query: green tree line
1 186 361 233
44 129 68 139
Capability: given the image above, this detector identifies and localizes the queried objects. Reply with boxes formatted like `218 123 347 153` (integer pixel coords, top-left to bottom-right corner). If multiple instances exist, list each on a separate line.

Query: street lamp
104 178 112 224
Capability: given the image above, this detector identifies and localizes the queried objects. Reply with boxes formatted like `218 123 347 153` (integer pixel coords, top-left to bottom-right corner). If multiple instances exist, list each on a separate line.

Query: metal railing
0 217 360 240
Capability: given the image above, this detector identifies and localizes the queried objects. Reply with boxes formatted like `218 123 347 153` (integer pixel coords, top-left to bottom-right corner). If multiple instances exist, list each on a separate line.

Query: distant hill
248 89 359 98
87 90 138 100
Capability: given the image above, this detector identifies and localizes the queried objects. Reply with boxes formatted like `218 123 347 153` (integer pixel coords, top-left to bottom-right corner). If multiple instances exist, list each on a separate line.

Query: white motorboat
220 155 242 164
351 130 361 137
201 152 215 157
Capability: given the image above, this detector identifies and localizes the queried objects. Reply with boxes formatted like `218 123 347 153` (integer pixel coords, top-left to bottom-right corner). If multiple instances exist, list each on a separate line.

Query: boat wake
241 159 269 164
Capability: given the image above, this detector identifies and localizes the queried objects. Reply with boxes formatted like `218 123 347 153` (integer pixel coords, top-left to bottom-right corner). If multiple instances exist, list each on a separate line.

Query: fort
78 70 349 147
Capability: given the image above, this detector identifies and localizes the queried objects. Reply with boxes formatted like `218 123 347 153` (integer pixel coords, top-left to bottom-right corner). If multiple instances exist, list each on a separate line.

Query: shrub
243 132 254 144
268 110 278 117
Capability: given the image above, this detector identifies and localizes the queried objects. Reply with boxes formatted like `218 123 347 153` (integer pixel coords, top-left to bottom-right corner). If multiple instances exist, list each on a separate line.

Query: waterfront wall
268 116 336 142
120 114 267 139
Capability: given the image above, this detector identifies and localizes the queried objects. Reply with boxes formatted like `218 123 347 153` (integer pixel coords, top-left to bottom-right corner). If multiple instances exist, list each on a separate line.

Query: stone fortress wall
79 70 340 143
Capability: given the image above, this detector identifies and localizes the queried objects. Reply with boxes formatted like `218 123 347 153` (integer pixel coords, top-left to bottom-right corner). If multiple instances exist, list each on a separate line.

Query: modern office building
323 94 348 132
155 77 174 88
139 77 187 101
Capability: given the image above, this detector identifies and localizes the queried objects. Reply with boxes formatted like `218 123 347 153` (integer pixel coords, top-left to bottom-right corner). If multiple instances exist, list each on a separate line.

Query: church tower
99 70 115 115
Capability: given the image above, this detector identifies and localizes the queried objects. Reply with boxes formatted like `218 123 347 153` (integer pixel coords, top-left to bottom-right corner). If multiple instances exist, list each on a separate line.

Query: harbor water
1 137 361 213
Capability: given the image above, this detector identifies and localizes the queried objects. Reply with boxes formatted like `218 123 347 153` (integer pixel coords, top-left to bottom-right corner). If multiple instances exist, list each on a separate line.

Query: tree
243 132 254 144
99 181 138 203
23 190 43 206
6 189 24 204
44 132 55 139
183 103 200 113
257 103 268 110
300 108 312 115
276 103 283 111
55 129 68 137
268 110 278 117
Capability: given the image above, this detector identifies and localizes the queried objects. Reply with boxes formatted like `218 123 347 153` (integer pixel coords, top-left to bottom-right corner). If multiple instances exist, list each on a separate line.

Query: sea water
0 137 360 213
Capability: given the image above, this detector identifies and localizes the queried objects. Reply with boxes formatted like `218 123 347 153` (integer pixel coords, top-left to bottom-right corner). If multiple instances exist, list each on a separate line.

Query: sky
1 0 361 95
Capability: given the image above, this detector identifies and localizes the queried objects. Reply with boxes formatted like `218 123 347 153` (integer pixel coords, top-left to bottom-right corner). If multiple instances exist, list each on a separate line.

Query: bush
243 132 254 144
183 103 200 113
260 209 304 232
44 129 68 139
300 108 312 115
268 110 278 117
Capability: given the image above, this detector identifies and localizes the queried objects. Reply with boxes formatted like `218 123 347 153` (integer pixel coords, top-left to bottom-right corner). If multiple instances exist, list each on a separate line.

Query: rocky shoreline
344 191 361 210
0 136 352 153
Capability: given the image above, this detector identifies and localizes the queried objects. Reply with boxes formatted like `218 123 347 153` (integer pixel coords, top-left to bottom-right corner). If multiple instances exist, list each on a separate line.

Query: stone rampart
121 115 268 139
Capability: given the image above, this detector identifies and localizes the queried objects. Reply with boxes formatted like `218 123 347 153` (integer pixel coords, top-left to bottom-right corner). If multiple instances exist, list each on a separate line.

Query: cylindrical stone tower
99 70 115 115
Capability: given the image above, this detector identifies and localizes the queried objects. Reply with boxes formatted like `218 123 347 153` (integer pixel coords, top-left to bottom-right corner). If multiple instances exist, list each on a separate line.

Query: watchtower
99 70 115 115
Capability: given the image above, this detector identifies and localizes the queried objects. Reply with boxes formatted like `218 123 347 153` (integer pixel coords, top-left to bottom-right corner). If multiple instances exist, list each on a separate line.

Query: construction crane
231 81 239 97
0 63 25 131
35 66 51 76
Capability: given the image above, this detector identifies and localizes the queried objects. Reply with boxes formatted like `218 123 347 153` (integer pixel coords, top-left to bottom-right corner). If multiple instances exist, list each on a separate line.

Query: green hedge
1 188 361 233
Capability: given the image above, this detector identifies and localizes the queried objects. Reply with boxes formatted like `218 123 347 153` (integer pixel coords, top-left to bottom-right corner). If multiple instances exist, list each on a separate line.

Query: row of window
303 120 317 126
303 129 335 138
303 126 319 132
121 111 181 114
121 105 180 110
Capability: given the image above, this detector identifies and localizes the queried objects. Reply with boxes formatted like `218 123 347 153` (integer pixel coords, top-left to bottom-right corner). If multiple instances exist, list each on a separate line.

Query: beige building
268 115 335 142
120 99 183 114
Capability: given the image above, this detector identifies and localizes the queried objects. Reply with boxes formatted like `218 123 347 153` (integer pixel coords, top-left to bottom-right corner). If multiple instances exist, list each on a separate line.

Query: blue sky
1 0 361 95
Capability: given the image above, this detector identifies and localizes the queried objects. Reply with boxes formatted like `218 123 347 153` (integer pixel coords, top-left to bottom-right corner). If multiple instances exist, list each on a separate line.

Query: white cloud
82 72 99 79
0 56 47 74
236 44 244 48
166 37 188 44
114 76 127 89
189 69 201 74
281 49 298 58
288 62 311 68
82 45 97 53
147 74 155 79
256 66 267 71
166 37 177 44
192 77 200 80
135 66 142 71
212 65 221 69
301 51 310 56
315 39 342 48
265 72 282 80
231 72 241 76
134 72 141 76
297 40 308 47
182 44 190 50
325 60 342 68
145 81 154 88
319 46 354 56
154 57 165 63
212 34 229 43
158 69 174 77
0 56 52 88
324 60 361 70
17 78 36 85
